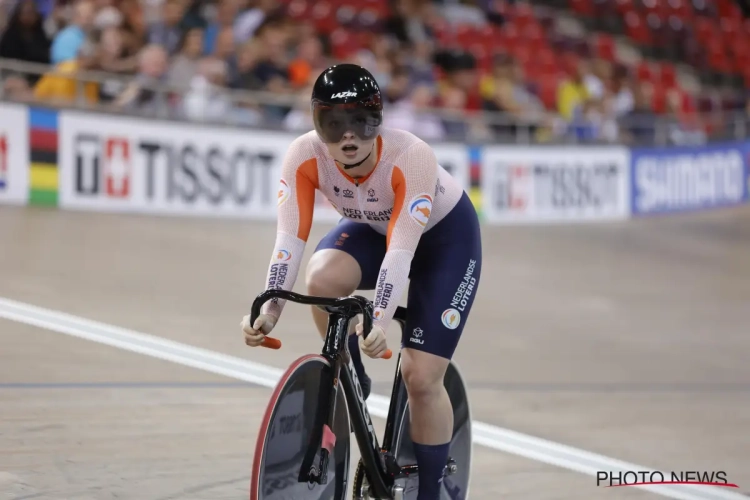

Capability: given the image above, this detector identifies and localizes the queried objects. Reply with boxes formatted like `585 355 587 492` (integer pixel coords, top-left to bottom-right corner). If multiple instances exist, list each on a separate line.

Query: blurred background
2 0 750 146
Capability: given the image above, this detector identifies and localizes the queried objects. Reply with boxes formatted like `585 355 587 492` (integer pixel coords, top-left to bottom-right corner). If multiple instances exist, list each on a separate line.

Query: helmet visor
311 102 382 144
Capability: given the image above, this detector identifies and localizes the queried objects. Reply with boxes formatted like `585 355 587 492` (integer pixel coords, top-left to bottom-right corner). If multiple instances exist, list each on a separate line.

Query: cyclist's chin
327 139 373 166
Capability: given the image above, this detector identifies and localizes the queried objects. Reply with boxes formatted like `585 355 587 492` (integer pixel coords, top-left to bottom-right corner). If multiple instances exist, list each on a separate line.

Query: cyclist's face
317 107 379 165
326 132 375 166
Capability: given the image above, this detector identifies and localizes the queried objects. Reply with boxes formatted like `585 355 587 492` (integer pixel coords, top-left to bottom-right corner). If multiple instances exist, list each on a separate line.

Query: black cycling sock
348 333 370 400
413 441 450 500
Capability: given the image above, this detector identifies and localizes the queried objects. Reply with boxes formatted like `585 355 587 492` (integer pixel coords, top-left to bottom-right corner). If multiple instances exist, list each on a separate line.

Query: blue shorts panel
313 218 387 290
313 191 482 360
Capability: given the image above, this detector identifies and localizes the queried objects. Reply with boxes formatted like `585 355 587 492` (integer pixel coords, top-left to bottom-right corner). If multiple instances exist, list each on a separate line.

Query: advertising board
0 103 29 205
481 146 631 223
58 111 470 223
630 142 749 215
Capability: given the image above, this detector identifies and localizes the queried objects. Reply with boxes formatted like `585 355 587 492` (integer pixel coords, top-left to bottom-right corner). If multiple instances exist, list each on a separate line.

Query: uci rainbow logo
408 194 433 227
276 250 292 261
277 179 290 206
441 308 461 330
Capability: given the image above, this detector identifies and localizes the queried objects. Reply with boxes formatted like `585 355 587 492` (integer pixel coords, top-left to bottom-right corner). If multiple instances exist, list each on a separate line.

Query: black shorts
313 192 482 360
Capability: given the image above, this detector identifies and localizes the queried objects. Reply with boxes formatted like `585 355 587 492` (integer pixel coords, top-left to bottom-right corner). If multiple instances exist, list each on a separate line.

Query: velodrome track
1 204 749 499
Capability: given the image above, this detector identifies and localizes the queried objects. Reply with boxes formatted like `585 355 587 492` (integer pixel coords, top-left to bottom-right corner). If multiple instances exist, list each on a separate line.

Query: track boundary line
0 296 745 500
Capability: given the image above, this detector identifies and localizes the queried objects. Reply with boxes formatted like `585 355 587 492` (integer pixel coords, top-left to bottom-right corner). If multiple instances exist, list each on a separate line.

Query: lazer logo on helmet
331 91 357 99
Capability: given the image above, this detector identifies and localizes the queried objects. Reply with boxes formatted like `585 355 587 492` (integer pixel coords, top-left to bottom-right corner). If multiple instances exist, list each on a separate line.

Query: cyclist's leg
307 219 387 398
402 192 482 499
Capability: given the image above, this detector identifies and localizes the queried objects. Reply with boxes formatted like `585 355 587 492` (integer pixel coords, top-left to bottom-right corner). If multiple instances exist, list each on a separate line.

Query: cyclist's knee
401 349 448 400
306 249 361 296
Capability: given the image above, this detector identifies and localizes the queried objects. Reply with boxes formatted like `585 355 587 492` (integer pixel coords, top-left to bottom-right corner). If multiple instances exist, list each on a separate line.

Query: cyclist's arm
260 140 319 319
371 141 438 332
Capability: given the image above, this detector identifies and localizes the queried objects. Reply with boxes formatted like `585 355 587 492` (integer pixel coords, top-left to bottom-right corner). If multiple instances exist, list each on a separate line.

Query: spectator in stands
405 40 436 87
113 44 170 114
384 66 411 105
234 0 280 45
183 57 232 122
93 4 123 32
180 0 210 31
355 34 396 91
204 0 239 55
33 39 99 104
663 89 706 145
0 0 51 85
619 82 657 145
287 35 326 89
252 24 290 94
440 86 470 139
557 59 591 122
480 54 545 138
147 0 185 55
211 27 236 65
609 65 634 118
384 0 435 46
119 0 148 55
168 27 205 87
283 82 315 132
384 83 445 140
229 39 264 90
3 74 34 101
50 0 96 65
96 27 133 103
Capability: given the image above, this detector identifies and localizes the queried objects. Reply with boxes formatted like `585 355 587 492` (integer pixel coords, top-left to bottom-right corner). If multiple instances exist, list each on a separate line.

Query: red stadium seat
593 33 616 61
658 62 677 88
637 60 655 81
570 0 595 16
625 11 652 45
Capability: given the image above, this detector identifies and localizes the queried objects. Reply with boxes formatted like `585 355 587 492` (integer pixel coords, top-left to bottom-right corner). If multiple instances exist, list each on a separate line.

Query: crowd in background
0 0 743 144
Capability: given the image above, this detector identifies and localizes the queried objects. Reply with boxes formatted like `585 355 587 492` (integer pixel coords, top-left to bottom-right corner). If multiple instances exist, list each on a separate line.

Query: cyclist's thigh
404 193 482 359
313 219 387 290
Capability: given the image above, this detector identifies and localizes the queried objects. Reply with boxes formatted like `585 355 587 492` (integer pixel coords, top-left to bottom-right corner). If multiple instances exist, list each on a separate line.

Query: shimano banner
631 142 750 215
482 146 631 223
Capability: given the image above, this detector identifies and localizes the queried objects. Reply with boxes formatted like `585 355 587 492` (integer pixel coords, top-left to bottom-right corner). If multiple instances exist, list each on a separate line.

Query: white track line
0 296 745 500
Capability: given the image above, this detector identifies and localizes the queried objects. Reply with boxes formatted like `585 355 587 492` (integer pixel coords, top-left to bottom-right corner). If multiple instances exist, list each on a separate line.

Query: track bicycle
248 288 473 500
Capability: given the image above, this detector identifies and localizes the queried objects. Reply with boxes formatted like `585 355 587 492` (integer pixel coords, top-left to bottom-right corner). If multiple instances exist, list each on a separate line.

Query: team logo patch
278 179 290 206
275 250 292 261
441 308 461 330
408 193 433 227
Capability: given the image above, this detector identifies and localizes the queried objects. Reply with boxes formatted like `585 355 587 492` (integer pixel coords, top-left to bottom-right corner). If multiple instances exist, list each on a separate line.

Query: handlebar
249 289 392 359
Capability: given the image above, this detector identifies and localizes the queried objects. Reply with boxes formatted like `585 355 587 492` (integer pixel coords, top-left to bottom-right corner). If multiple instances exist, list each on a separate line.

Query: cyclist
241 63 482 500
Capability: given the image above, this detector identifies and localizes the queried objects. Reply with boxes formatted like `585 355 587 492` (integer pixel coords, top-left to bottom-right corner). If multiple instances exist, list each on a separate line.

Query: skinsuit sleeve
259 137 319 320
371 140 438 332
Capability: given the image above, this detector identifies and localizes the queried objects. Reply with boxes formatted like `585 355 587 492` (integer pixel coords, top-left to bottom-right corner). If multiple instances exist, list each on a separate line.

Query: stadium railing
1 57 747 147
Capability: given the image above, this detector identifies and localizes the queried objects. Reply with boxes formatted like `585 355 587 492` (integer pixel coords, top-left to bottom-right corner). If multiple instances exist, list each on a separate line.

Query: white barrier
481 146 631 224
0 103 30 206
5 104 749 223
56 110 471 223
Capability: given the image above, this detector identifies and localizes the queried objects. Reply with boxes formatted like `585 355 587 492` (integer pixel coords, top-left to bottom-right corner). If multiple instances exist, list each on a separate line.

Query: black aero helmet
311 64 383 144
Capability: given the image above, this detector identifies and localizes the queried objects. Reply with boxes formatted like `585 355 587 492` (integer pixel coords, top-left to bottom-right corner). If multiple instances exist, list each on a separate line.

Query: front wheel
250 354 351 500
353 360 473 500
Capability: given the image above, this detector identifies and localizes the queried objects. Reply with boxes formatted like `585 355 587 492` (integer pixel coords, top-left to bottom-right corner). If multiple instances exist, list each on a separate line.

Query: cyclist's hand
241 313 277 347
355 322 389 359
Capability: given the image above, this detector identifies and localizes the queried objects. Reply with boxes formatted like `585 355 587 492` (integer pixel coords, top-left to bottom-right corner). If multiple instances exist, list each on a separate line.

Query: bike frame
250 289 413 500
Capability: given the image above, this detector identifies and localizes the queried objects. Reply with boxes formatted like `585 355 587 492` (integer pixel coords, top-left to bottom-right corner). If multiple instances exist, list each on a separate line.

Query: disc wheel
353 361 473 500
251 354 351 500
